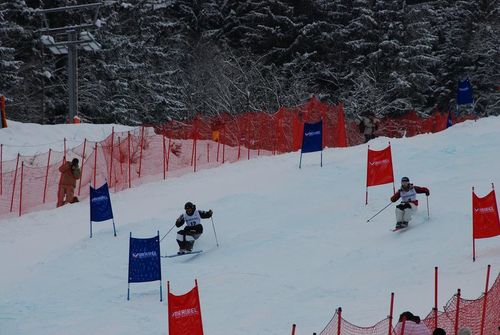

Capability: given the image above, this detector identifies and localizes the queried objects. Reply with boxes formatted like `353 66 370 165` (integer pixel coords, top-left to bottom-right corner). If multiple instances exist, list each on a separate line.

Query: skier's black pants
176 224 203 250
396 202 412 210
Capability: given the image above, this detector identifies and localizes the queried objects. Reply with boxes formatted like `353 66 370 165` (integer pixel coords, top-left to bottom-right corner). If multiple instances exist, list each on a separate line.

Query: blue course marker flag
299 121 323 168
127 231 162 301
90 182 116 237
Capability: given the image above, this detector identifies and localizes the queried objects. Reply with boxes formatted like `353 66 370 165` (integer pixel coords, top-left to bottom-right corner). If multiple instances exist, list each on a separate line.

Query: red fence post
19 162 23 217
237 139 241 160
194 136 197 172
43 148 52 203
78 139 87 196
93 143 98 188
216 138 220 162
109 127 114 188
434 266 439 330
388 292 394 335
0 143 3 195
337 307 342 335
207 143 210 163
63 137 66 162
138 126 144 178
162 134 166 180
166 137 171 176
127 132 131 188
479 264 491 335
10 153 20 212
401 317 407 335
454 289 461 335
222 127 226 164
118 137 123 175
472 186 476 261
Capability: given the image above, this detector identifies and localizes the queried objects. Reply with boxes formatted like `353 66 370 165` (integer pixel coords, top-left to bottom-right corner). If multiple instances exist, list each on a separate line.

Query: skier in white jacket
175 202 213 254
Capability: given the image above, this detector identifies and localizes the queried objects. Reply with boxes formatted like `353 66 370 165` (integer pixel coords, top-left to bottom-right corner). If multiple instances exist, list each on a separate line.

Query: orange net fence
317 272 499 335
0 97 476 219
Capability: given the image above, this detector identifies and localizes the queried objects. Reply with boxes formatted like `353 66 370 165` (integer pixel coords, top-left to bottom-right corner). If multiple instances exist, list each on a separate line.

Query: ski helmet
401 176 410 183
184 202 195 210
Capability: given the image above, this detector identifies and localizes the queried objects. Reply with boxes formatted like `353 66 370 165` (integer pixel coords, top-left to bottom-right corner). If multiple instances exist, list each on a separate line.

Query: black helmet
184 202 195 210
401 176 410 183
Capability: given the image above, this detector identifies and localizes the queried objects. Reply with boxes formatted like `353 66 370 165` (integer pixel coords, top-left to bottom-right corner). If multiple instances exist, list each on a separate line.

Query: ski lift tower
38 3 102 122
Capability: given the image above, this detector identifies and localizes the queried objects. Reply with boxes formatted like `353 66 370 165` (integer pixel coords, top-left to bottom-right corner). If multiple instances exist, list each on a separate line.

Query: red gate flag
365 144 395 204
472 185 500 261
473 188 500 239
168 280 204 335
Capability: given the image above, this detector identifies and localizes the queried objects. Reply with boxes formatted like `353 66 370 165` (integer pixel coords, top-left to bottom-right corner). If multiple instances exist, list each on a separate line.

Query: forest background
1 0 499 125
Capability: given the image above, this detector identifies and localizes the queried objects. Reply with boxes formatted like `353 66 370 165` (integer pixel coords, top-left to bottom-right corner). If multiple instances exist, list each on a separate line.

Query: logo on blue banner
456 79 474 105
128 235 161 283
301 121 323 153
90 183 114 222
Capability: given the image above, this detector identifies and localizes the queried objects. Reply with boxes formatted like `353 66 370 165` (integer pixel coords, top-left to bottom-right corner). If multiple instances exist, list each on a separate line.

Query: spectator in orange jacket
57 158 81 207
390 177 430 229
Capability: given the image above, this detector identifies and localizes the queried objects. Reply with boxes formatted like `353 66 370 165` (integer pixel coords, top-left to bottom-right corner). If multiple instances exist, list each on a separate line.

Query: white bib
400 187 417 202
182 210 201 227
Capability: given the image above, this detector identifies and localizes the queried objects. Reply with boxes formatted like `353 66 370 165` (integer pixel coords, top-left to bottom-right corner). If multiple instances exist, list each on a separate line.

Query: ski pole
211 216 219 247
426 195 430 220
160 223 176 242
366 202 393 222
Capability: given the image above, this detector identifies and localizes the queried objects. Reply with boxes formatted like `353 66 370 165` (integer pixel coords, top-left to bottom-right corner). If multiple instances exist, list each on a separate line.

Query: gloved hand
425 190 430 196
208 209 213 217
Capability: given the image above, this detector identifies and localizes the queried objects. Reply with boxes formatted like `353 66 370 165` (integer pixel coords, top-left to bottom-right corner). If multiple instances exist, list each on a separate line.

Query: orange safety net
317 273 499 335
0 98 476 219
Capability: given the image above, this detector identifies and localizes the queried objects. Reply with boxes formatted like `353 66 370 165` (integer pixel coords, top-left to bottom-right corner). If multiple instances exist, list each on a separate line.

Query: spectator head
458 327 471 335
71 158 79 166
433 328 446 335
399 311 415 322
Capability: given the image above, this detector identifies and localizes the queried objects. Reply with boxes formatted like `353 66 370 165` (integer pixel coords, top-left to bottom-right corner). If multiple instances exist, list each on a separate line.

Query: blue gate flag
90 182 114 222
90 182 116 238
127 232 162 301
456 79 474 105
301 121 323 153
128 233 161 283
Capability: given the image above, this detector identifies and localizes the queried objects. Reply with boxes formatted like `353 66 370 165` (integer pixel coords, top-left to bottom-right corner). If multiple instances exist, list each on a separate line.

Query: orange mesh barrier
319 309 393 335
315 273 499 335
0 98 476 219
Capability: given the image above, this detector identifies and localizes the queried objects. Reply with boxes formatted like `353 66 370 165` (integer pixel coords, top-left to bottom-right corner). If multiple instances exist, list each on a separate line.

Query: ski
162 250 203 258
391 226 409 232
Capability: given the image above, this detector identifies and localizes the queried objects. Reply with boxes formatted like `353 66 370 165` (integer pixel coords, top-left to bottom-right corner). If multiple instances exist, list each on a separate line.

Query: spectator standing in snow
175 202 213 254
57 158 81 207
390 176 430 229
432 328 446 335
394 311 431 335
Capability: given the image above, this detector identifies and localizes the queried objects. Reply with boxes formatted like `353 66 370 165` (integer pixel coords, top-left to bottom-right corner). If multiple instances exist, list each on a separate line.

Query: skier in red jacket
390 177 430 229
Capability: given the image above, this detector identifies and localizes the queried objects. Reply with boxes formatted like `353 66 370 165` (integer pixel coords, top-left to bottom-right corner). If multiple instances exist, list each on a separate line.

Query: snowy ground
0 118 499 335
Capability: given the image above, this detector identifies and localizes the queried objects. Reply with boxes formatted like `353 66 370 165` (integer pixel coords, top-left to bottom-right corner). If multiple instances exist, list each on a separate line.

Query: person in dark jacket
57 158 81 207
175 202 213 254
390 177 430 229
394 311 431 335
